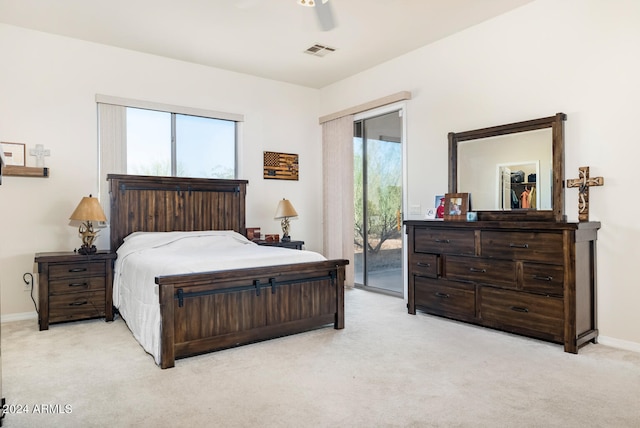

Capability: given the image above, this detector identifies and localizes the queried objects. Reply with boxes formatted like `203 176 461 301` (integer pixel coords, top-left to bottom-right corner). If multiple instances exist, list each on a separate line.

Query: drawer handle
509 243 529 249
510 306 529 313
532 275 553 282
417 262 431 268
434 292 450 299
434 239 450 244
69 300 88 306
69 268 87 273
69 282 89 287
469 268 486 273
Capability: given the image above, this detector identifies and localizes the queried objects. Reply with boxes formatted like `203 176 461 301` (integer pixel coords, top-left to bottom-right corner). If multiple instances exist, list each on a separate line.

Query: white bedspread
113 230 326 364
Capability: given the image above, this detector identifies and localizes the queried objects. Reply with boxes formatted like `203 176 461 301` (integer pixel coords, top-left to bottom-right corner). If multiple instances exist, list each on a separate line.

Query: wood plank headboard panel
107 174 248 250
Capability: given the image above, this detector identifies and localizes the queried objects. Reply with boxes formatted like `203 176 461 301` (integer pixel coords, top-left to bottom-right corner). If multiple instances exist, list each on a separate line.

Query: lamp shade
69 195 107 222
274 199 298 219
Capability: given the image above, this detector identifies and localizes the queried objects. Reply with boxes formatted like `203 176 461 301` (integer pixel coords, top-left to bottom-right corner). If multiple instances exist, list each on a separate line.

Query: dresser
405 220 600 353
35 251 116 330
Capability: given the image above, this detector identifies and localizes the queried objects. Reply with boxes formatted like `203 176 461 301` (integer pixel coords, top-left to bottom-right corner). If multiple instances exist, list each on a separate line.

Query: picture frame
263 151 299 181
443 193 470 221
425 207 437 219
434 194 446 219
1 142 26 166
246 227 261 241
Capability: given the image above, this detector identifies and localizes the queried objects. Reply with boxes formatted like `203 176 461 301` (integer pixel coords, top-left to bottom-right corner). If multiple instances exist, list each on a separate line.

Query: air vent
304 43 337 57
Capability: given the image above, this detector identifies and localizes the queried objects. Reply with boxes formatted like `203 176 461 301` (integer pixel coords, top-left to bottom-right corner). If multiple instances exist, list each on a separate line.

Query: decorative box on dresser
35 251 116 330
405 220 600 353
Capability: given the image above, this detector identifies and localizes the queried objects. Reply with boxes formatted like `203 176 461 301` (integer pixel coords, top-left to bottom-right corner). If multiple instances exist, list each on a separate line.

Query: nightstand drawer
49 277 106 295
49 290 106 323
49 262 106 280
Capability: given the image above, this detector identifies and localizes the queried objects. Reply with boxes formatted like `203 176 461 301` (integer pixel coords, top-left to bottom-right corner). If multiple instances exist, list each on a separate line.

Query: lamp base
77 245 97 255
281 235 291 242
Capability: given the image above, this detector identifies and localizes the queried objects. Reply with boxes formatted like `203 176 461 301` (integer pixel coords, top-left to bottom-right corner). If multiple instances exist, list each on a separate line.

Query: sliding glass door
354 110 403 294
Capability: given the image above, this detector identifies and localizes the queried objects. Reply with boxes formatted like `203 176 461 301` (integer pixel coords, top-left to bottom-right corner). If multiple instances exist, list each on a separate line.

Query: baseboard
598 335 640 353
0 311 38 323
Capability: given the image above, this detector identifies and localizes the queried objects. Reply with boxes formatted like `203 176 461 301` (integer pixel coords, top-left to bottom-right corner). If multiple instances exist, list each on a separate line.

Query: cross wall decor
566 166 604 222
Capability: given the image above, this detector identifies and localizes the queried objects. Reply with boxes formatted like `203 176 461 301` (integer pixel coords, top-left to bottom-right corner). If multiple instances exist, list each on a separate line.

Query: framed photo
246 227 261 241
434 194 446 219
1 142 26 166
444 193 470 221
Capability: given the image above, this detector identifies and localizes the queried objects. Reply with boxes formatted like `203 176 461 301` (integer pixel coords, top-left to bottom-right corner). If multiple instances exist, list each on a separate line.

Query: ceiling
0 0 535 89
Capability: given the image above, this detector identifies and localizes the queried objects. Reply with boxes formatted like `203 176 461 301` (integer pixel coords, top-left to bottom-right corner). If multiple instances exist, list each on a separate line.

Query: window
126 107 237 179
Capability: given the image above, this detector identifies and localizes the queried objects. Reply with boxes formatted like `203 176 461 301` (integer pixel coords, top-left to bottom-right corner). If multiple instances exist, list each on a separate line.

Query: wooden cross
566 166 604 222
29 144 50 167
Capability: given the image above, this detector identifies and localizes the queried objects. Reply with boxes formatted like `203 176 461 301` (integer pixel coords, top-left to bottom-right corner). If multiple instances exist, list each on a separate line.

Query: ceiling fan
297 0 337 31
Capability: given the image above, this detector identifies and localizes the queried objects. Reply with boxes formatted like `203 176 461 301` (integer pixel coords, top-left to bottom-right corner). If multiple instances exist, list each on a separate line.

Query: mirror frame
448 112 566 222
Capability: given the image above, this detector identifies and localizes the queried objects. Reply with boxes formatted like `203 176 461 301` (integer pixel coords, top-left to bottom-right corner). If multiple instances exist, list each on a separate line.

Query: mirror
448 113 566 222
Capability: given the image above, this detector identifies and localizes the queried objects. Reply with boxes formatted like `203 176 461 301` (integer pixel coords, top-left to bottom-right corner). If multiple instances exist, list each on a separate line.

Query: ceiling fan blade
315 0 336 31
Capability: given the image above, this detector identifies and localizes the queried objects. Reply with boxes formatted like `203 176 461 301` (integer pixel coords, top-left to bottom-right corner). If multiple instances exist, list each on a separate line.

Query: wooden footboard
156 259 348 369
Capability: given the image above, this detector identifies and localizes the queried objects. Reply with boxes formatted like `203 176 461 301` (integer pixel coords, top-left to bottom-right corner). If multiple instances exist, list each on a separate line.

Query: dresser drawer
445 255 516 287
49 262 106 280
480 287 563 341
522 263 564 297
411 253 439 278
49 290 106 323
414 228 475 255
49 276 106 295
414 277 475 319
480 231 563 262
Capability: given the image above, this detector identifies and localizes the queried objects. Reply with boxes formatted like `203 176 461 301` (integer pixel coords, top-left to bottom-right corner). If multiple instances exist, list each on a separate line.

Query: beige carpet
2 288 640 427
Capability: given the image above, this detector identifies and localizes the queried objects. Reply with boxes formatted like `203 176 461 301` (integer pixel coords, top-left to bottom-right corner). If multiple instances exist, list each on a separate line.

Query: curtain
97 102 127 248
322 115 355 286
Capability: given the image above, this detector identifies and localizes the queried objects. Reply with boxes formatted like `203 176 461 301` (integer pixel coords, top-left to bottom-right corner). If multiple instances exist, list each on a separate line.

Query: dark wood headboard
107 174 248 250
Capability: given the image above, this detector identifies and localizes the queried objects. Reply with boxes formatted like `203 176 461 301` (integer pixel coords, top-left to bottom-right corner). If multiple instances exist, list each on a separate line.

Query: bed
107 174 348 369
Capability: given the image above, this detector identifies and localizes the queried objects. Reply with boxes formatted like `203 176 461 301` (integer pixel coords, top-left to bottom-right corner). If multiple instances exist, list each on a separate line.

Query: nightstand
35 251 116 330
256 240 304 250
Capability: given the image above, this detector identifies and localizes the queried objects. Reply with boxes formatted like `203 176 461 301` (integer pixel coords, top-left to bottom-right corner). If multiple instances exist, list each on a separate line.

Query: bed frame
108 174 348 369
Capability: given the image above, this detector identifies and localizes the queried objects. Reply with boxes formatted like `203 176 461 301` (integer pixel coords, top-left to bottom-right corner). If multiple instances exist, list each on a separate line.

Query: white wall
320 0 640 349
0 24 322 317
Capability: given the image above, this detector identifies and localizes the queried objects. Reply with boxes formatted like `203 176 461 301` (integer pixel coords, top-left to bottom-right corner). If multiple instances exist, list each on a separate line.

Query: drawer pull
417 262 431 268
434 239 450 244
469 267 487 273
69 300 88 306
532 275 553 282
434 292 450 299
69 267 87 273
508 243 529 249
69 282 88 287
510 306 529 313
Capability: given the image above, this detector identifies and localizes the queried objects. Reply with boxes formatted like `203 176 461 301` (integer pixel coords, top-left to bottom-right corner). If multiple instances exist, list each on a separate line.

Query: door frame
353 101 408 297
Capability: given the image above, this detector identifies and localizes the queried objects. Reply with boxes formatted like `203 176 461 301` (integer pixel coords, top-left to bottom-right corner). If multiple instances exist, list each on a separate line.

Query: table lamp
69 194 107 254
274 198 298 242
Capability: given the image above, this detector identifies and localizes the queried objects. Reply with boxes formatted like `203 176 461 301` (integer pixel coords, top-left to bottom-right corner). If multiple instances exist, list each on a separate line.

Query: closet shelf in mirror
3 165 49 177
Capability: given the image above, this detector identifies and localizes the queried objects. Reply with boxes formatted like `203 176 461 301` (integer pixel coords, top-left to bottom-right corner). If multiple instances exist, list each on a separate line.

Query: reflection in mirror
457 128 552 211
